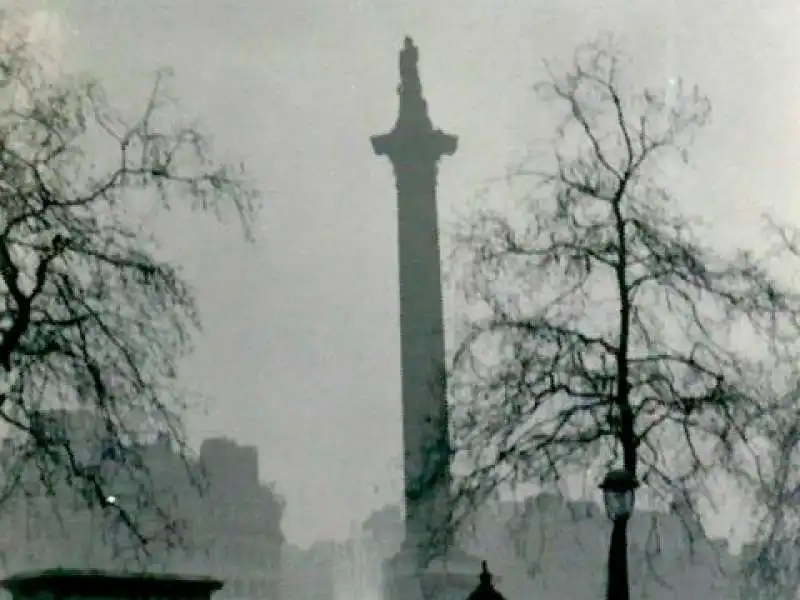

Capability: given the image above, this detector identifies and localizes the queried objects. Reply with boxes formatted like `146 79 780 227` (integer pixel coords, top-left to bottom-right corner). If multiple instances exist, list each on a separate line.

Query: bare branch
416 36 796 593
0 13 260 558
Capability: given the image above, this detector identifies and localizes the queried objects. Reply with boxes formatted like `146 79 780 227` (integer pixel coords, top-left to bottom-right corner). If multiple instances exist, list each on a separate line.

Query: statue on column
398 36 423 96
400 37 419 80
395 36 432 138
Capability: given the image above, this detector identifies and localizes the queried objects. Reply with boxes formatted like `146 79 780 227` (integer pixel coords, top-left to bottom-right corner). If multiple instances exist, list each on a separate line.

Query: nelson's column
371 37 483 600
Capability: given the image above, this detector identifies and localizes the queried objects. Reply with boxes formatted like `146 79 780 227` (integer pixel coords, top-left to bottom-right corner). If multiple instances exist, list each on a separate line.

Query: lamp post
599 469 638 600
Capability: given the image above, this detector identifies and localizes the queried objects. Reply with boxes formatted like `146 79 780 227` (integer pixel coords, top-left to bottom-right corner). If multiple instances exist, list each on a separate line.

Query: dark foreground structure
1 569 223 600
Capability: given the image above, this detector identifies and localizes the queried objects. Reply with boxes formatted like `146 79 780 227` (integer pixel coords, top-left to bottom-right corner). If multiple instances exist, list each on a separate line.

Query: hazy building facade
0 410 284 600
281 541 338 600
192 438 285 600
468 495 740 600
355 495 744 600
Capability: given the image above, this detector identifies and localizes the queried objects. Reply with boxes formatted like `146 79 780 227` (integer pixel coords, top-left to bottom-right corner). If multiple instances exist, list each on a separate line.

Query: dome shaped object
465 561 508 600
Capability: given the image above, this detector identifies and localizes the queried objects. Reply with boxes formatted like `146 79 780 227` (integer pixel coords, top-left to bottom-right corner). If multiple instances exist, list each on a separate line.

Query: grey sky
18 0 800 546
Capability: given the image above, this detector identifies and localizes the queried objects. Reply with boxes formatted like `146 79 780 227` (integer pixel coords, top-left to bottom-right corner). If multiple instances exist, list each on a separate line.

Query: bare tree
0 12 257 555
738 386 800 599
736 224 800 600
423 36 800 580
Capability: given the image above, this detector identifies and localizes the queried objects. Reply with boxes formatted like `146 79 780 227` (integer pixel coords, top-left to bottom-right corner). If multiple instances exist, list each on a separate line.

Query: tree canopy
421 37 800 589
0 10 258 555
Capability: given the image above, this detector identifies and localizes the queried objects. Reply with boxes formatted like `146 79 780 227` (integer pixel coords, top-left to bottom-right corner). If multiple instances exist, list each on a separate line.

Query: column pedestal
382 537 484 600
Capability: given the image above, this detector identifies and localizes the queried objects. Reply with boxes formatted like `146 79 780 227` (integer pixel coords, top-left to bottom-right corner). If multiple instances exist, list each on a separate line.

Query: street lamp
599 469 638 600
600 469 637 520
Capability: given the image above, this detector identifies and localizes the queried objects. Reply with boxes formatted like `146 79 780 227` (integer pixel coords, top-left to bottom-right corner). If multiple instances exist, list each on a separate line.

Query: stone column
371 36 481 600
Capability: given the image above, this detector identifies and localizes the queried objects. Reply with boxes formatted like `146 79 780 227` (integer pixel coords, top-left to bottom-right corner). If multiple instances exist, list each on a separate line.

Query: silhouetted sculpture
465 562 507 600
399 37 419 88
397 37 428 128
374 37 456 194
